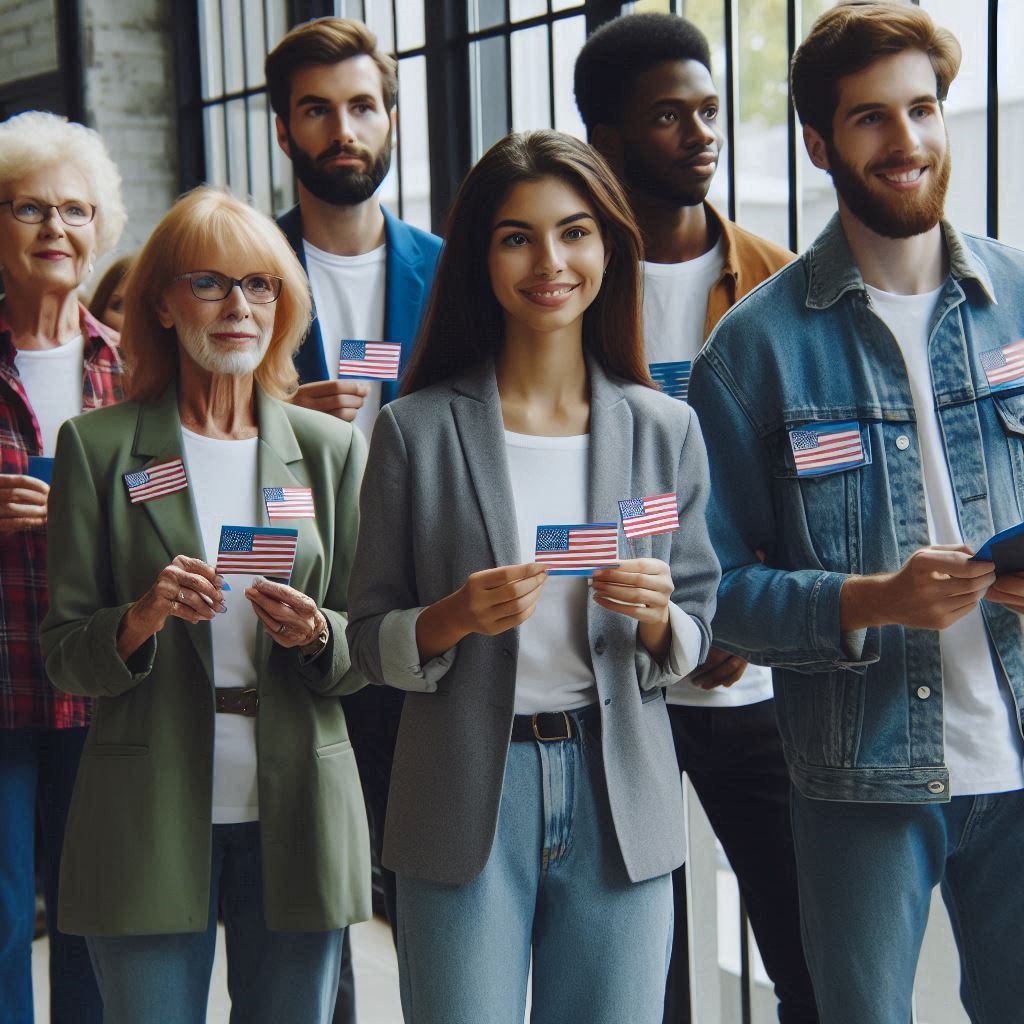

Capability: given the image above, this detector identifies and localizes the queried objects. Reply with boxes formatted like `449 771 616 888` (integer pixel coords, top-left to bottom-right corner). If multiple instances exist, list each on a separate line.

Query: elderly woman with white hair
0 110 127 1023
41 185 371 1024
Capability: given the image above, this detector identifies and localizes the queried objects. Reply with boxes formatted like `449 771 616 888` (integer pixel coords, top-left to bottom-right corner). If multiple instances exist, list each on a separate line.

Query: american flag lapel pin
263 486 315 520
788 421 867 477
123 458 188 504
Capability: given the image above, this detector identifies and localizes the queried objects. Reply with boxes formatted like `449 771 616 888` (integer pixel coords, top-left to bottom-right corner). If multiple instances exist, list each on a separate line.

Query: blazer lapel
132 383 213 682
450 366 520 569
278 204 329 384
382 209 426 406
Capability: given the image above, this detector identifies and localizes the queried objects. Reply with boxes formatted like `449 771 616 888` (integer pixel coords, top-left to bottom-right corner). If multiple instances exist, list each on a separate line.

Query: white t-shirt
505 431 597 714
181 428 262 823
303 239 386 440
867 283 1024 796
642 242 774 708
14 335 84 455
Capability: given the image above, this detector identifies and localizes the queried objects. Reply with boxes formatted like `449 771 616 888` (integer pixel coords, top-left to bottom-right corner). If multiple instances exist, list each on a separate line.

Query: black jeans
663 700 819 1024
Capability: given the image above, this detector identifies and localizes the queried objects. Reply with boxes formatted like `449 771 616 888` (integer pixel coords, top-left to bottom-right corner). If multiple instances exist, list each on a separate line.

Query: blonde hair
121 186 311 402
0 111 127 256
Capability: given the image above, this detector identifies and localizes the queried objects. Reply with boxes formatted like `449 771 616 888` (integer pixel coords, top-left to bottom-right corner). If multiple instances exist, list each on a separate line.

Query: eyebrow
646 93 719 112
294 93 378 107
843 95 937 120
492 212 596 232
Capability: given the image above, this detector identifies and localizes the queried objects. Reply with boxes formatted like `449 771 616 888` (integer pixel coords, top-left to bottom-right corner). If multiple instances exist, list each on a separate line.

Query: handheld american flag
618 492 679 539
124 458 188 504
534 523 619 576
980 340 1024 392
338 340 401 380
789 422 867 477
263 487 315 520
649 361 691 401
216 526 298 580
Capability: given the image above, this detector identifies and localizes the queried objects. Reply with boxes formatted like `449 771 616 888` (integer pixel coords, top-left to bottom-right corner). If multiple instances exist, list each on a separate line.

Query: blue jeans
791 788 1024 1023
0 726 101 1024
396 712 673 1024
87 822 343 1024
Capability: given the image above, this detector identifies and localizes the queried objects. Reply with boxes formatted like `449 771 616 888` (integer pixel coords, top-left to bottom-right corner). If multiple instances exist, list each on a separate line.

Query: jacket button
502 647 513 659
927 780 946 795
916 686 931 699
594 637 606 655
896 435 911 451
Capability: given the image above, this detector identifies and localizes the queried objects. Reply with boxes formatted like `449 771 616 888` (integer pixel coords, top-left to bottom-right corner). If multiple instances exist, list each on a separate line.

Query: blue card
972 521 1024 575
27 456 54 484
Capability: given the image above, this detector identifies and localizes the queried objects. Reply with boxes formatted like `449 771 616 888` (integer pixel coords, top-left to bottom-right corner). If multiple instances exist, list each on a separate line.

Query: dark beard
287 128 392 206
828 141 950 239
621 149 708 207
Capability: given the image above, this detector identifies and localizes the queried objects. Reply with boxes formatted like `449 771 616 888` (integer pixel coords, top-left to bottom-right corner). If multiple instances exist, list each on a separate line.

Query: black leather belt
215 688 258 717
510 703 600 742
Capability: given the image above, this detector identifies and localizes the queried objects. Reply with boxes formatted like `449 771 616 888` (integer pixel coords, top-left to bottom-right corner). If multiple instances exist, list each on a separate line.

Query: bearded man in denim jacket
690 4 1024 1022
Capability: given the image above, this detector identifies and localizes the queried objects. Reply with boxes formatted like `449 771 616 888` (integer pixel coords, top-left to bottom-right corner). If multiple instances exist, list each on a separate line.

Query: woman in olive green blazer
41 187 370 1024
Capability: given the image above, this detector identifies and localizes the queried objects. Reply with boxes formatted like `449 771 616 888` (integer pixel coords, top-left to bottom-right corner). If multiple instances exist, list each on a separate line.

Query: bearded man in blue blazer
265 17 442 1023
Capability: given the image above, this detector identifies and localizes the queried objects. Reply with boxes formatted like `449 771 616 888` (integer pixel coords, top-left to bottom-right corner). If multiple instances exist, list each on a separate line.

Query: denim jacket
689 214 1024 804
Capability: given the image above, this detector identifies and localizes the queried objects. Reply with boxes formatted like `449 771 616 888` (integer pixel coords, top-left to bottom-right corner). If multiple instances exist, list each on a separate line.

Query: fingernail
214 575 226 588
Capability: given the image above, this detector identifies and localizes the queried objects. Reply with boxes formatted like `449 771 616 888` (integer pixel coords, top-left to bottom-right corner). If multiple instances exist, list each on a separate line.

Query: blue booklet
27 456 54 484
972 521 1024 575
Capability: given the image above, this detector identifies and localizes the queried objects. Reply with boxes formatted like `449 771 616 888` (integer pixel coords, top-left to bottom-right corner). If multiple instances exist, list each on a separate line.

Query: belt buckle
532 711 572 742
241 688 259 715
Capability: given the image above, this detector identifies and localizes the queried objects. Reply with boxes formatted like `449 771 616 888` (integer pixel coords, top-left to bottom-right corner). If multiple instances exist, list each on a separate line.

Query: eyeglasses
0 197 96 227
174 270 283 304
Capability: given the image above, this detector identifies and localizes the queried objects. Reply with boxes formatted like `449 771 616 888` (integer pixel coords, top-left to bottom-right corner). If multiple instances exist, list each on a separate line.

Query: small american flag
124 458 188 504
618 492 679 539
338 340 401 380
263 486 315 520
216 526 298 580
980 340 1024 392
789 422 866 477
649 361 692 401
535 523 619 576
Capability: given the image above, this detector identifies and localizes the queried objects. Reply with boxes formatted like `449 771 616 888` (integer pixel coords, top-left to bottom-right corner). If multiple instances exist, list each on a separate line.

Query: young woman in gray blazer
347 130 721 1024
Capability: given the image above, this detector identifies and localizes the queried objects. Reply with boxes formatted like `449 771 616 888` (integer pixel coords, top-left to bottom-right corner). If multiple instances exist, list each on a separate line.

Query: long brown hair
401 130 652 396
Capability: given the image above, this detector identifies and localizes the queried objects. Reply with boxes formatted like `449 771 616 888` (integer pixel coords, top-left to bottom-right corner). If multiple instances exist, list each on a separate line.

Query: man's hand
841 544 995 631
291 380 369 422
690 646 748 690
0 474 49 536
985 571 1024 614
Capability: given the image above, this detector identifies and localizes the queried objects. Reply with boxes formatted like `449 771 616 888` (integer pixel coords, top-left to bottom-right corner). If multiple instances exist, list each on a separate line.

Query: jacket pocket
315 738 354 759
992 391 1024 516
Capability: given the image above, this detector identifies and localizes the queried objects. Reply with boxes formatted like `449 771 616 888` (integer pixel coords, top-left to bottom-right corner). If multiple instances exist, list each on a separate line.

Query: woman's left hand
244 576 327 650
591 558 673 659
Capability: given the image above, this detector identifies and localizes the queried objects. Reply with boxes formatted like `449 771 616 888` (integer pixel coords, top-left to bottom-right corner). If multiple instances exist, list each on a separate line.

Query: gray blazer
346 360 720 885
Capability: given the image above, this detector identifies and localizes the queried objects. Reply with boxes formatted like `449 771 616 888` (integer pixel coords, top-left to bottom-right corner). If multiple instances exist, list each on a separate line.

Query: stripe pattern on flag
216 526 298 580
649 361 692 401
263 486 315 520
534 522 619 576
789 421 866 477
338 340 402 380
124 458 188 504
618 492 680 539
980 339 1024 392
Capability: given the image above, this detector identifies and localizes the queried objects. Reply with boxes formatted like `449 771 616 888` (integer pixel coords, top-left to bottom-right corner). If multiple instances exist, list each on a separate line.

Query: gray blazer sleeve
347 405 457 692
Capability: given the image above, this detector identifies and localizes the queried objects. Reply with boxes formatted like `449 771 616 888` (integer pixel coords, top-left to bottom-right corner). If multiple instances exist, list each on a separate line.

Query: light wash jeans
791 788 1024 1023
87 821 343 1024
396 710 673 1024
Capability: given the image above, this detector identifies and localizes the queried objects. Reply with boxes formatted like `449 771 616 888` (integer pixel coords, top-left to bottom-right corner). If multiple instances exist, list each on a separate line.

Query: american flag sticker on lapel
534 523 619 576
338 340 402 380
263 487 315 520
123 458 188 504
618 492 680 539
788 421 868 477
980 339 1024 393
648 361 692 401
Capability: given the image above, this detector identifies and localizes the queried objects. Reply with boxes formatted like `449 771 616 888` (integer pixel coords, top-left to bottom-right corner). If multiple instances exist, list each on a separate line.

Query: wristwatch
299 615 330 659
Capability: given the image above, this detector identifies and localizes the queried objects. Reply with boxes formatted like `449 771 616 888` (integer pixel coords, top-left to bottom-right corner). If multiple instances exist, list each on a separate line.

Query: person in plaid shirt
0 111 126 1024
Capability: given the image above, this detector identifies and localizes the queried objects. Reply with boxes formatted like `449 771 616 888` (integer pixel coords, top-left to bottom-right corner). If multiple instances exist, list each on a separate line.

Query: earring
88 260 95 275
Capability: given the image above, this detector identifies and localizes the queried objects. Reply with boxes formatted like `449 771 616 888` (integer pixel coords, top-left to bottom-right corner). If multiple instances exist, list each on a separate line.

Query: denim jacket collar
804 213 997 311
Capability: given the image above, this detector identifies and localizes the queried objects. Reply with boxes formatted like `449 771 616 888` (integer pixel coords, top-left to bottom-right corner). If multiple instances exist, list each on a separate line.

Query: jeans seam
941 872 991 1024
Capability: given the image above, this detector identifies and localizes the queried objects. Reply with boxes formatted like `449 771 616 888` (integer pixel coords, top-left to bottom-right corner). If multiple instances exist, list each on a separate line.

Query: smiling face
276 57 394 207
0 162 97 295
806 49 950 239
158 245 277 378
601 59 722 207
487 176 608 340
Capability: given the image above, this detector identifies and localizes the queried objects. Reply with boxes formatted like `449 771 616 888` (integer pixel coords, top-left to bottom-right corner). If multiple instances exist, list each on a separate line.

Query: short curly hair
792 1 961 141
574 14 712 135
0 111 127 257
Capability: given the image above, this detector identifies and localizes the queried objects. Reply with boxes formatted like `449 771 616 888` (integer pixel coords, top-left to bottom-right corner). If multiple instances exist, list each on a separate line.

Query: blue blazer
277 204 442 405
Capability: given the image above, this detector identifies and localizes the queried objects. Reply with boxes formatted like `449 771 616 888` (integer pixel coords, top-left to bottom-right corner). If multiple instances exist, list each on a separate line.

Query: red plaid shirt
0 304 124 729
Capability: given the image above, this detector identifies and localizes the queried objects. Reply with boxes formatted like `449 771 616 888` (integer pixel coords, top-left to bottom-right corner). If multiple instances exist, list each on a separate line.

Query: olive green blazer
41 383 371 936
